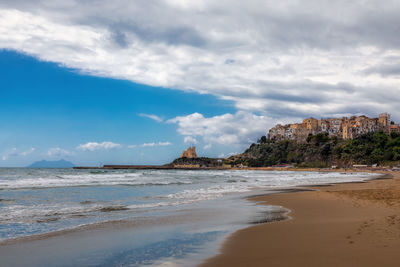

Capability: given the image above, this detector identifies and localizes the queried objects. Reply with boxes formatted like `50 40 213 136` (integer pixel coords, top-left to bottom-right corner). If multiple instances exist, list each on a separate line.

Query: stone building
180 146 198 158
379 113 391 127
390 124 400 134
268 113 396 142
303 118 318 132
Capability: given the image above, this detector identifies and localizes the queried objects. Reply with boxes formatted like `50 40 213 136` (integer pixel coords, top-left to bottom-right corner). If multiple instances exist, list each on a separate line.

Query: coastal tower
180 146 198 158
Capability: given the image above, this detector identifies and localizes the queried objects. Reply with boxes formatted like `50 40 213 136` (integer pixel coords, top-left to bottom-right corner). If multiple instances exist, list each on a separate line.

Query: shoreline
0 169 386 266
73 162 395 174
200 171 400 267
0 169 378 246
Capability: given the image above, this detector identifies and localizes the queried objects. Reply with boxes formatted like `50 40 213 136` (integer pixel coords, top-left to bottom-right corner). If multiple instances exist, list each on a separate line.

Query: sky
0 0 399 166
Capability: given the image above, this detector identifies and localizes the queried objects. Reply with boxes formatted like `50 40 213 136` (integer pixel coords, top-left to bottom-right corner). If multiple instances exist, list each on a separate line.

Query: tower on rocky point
180 146 198 158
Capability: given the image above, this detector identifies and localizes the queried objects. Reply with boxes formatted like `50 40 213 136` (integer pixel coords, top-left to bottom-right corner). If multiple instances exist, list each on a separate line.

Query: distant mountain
27 159 75 168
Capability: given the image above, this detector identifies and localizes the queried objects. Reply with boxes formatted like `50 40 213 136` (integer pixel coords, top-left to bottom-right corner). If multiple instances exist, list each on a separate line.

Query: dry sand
201 171 400 267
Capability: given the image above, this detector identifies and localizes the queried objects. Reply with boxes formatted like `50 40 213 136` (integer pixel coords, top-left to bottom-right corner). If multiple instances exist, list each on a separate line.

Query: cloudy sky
1 0 399 166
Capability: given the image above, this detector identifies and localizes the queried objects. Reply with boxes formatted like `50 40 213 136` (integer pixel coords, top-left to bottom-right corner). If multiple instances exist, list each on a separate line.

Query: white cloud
158 141 172 146
46 147 74 157
128 142 172 148
2 147 35 160
1 2 400 121
139 113 163 122
168 111 274 146
203 144 212 150
141 143 156 147
20 147 35 156
141 141 172 147
77 141 121 151
184 136 198 144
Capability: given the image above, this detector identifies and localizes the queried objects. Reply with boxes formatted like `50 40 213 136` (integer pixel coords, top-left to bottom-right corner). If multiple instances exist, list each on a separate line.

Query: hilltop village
268 113 400 142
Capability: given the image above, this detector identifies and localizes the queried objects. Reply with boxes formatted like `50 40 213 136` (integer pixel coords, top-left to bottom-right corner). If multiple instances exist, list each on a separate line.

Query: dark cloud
224 59 235 64
363 63 400 78
1 0 400 125
215 80 357 101
111 30 128 48
104 21 207 47
3 0 400 51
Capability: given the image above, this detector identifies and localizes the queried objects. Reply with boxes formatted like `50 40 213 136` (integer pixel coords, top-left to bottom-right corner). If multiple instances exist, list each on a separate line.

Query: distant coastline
28 159 74 168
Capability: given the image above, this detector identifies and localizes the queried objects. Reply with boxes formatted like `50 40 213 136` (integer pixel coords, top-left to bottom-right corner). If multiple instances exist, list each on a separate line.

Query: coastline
0 169 387 266
200 171 400 267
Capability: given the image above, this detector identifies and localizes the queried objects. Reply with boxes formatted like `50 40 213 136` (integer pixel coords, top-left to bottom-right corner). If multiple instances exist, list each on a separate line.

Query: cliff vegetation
227 131 400 168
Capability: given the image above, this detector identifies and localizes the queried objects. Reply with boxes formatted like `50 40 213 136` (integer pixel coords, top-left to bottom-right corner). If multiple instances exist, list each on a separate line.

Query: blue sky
0 51 239 166
1 1 399 166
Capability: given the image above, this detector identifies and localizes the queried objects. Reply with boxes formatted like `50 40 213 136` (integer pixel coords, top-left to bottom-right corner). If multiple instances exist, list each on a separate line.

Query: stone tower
180 146 198 158
379 113 391 127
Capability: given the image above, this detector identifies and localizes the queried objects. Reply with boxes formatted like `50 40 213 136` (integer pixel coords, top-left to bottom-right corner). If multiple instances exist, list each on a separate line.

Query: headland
75 112 400 171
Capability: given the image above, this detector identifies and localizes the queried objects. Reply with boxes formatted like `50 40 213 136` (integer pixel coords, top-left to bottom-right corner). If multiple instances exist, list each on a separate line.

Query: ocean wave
2 169 374 190
0 200 193 224
165 184 251 202
98 205 130 212
0 176 193 190
0 169 382 243
0 203 136 224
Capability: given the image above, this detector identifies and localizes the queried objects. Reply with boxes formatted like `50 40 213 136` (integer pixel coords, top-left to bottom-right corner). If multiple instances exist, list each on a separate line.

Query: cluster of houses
268 113 400 142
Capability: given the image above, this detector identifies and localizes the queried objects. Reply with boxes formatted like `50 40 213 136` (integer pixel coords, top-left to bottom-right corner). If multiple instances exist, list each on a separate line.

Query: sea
0 168 379 266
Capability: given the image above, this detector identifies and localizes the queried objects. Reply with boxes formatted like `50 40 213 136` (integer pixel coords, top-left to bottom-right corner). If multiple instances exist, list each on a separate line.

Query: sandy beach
0 169 395 266
201 171 400 267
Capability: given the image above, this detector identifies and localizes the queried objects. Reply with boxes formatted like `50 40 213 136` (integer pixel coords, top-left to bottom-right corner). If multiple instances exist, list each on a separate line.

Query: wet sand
201 171 400 267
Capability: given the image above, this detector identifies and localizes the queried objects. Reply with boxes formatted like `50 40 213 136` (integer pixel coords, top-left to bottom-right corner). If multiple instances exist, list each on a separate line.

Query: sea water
0 168 378 266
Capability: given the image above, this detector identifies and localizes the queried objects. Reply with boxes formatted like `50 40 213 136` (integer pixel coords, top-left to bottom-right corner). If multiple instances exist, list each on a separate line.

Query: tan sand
201 172 400 267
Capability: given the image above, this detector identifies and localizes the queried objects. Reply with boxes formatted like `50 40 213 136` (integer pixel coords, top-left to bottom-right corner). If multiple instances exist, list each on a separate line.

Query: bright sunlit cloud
77 142 122 151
